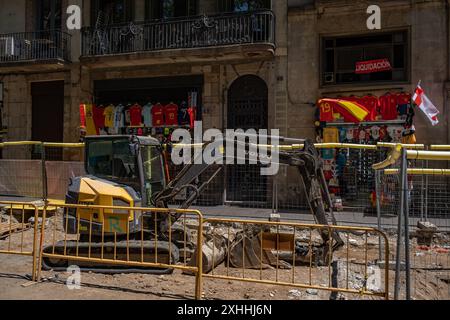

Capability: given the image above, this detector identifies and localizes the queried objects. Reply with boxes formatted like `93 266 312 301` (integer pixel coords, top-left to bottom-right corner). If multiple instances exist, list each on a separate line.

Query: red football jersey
343 96 364 105
379 94 398 120
362 95 379 121
129 104 143 126
164 103 179 126
92 105 105 130
397 93 411 105
318 100 334 122
80 104 87 128
152 103 164 127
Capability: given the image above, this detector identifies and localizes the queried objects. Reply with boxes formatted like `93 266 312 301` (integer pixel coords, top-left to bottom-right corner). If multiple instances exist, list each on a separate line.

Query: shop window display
315 91 416 212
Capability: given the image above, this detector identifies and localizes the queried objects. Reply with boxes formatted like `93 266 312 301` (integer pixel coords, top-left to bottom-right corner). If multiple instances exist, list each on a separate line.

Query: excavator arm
152 137 344 249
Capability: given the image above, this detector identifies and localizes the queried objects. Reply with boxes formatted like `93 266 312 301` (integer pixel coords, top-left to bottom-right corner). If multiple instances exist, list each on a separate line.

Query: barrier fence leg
394 148 406 300
36 206 47 282
402 150 411 300
195 215 204 300
31 206 39 281
41 142 48 201
375 170 383 261
424 159 429 220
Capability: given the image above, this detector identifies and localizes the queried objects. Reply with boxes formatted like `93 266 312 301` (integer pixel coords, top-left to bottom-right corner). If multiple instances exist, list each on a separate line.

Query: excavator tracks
41 240 180 274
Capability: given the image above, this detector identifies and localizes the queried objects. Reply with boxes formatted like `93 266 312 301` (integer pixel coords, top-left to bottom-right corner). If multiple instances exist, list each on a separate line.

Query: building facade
0 0 449 207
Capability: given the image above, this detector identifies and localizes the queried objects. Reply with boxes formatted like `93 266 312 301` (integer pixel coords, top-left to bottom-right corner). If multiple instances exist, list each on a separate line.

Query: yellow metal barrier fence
0 201 40 281
37 203 204 299
201 217 390 300
1 200 395 299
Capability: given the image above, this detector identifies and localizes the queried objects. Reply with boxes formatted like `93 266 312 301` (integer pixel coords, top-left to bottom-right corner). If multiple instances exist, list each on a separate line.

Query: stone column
199 0 216 15
135 0 146 21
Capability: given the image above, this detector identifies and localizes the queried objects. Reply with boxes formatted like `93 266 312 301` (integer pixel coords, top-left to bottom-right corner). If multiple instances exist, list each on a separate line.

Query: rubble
306 289 318 295
288 289 302 298
377 260 406 271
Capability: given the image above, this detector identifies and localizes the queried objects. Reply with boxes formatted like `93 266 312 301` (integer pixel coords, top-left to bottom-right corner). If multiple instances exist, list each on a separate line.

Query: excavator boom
153 136 343 249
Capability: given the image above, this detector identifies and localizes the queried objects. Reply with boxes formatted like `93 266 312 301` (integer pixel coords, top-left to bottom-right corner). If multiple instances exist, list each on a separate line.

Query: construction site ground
1 206 449 300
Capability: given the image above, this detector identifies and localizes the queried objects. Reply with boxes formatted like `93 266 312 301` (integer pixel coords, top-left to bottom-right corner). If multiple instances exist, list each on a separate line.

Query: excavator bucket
186 233 227 274
228 231 291 269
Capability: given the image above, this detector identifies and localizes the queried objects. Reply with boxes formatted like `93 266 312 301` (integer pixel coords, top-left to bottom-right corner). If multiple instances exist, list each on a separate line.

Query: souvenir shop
315 91 417 210
80 75 203 145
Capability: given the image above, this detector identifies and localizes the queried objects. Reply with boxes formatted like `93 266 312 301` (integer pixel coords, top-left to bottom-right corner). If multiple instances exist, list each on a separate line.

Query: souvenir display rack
315 91 417 211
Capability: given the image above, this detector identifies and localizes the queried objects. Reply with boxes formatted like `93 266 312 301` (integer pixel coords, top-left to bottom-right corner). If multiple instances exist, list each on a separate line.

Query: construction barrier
37 203 204 299
0 140 443 212
0 142 44 200
42 143 85 200
0 141 85 202
373 147 450 300
201 217 390 300
0 201 40 281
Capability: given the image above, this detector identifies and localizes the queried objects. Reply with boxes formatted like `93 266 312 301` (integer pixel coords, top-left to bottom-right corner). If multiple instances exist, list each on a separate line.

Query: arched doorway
226 75 268 205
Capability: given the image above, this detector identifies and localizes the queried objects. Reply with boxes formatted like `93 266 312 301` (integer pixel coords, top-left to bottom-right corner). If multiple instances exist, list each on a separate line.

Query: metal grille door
226 75 268 206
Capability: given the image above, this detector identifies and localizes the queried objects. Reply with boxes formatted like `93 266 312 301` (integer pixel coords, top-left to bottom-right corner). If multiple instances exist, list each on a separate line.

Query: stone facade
288 0 450 145
1 0 448 144
0 1 449 202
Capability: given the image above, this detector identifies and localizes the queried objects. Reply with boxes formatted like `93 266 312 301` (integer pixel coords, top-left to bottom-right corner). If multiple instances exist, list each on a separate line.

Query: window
217 0 271 13
86 139 139 190
141 145 166 205
36 0 62 31
91 0 134 25
145 0 198 20
321 31 409 86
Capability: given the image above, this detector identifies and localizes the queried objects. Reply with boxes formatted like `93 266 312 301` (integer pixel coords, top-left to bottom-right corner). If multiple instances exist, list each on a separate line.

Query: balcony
0 30 71 73
81 10 275 68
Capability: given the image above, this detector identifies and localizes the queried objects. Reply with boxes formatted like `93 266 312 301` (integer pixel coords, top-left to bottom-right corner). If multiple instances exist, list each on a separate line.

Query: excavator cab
84 135 167 206
64 135 167 237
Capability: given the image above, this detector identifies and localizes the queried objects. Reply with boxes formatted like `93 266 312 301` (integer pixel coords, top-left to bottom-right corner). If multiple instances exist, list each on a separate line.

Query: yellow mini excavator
41 135 343 273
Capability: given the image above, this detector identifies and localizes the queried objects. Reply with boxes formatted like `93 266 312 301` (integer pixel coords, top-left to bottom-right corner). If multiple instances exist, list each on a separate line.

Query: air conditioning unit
0 37 16 57
324 72 334 84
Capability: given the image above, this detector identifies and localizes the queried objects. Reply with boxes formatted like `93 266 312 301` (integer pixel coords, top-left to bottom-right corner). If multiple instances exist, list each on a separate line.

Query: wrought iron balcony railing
0 30 71 64
82 10 275 57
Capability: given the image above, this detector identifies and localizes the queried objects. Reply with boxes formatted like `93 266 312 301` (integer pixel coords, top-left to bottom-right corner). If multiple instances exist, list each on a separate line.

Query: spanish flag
318 98 370 123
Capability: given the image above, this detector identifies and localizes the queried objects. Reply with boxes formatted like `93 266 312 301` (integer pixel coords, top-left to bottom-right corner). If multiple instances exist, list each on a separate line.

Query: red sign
355 59 392 74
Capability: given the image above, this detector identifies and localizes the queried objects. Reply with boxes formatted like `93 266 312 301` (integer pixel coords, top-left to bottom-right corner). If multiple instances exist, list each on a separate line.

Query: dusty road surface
0 214 449 300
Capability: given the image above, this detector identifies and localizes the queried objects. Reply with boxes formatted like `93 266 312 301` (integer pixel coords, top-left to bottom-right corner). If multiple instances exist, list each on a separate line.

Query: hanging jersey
129 104 143 126
125 108 131 126
379 94 398 120
321 149 335 160
165 103 179 126
114 104 125 129
152 103 164 127
93 105 105 131
318 100 334 122
397 93 411 116
359 129 367 141
362 95 379 121
338 127 347 142
79 104 87 129
371 126 381 140
323 127 339 143
397 92 411 105
84 104 97 136
346 128 354 141
178 101 190 125
142 103 153 127
343 96 364 105
103 105 115 128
